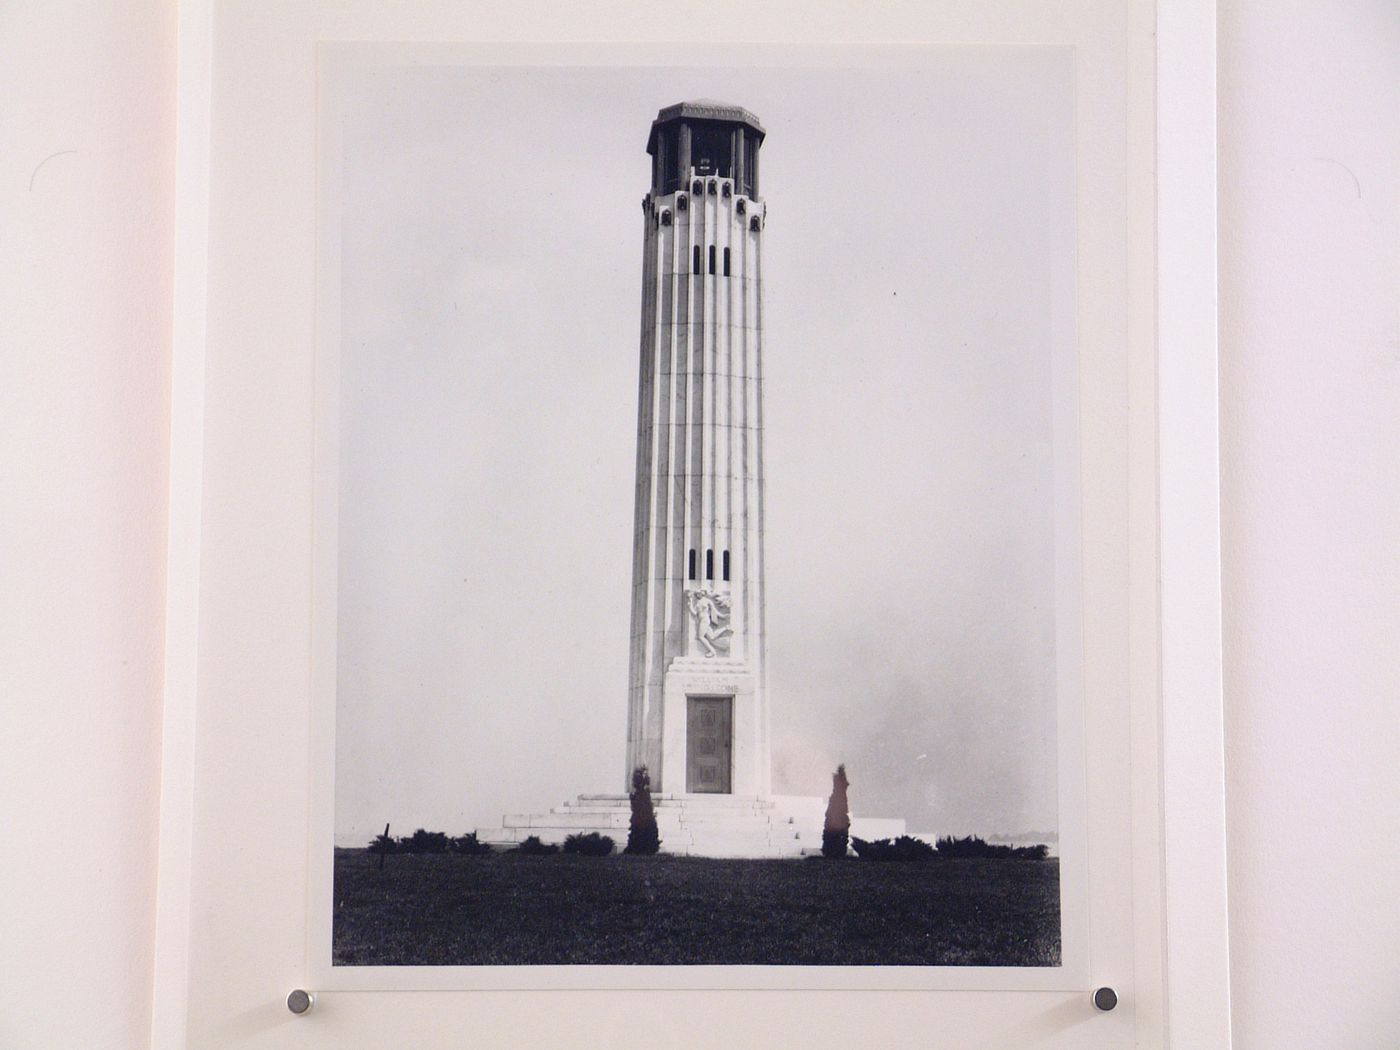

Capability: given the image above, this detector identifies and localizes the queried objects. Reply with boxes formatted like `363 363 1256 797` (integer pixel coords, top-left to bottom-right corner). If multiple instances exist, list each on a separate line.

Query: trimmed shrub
937 834 1002 858
398 829 450 854
563 832 616 856
934 835 1049 860
625 765 661 855
515 835 559 855
450 832 494 855
821 764 851 858
851 835 937 862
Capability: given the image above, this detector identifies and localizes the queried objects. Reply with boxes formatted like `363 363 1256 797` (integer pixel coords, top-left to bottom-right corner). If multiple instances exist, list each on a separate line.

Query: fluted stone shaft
625 144 769 796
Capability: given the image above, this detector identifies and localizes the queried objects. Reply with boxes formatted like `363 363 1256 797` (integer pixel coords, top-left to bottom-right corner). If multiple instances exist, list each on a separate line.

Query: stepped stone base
475 793 906 859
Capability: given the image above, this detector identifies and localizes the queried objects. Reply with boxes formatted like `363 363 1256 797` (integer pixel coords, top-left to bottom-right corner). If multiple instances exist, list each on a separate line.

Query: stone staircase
475 793 906 859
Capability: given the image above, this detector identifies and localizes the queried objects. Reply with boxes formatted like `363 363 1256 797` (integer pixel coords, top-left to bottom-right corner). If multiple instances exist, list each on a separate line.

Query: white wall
0 3 174 1049
1218 2 1400 1047
0 2 1396 1048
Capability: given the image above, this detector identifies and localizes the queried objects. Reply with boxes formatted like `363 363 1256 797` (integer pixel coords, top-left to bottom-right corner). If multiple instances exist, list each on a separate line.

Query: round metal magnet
1092 987 1118 1012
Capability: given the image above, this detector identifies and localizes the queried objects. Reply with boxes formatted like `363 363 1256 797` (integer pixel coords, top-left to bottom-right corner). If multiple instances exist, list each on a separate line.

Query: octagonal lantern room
646 99 765 198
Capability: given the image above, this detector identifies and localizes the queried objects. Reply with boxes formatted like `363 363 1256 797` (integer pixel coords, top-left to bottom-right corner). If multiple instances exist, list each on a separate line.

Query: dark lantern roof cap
647 100 765 154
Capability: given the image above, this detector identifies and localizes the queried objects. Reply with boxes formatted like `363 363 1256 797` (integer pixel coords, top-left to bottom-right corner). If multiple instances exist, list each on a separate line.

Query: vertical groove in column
754 211 768 791
700 179 713 585
676 187 691 661
737 195 750 661
721 184 734 622
693 176 705 602
745 211 758 676
628 209 652 770
685 172 702 655
660 200 683 766
643 211 669 770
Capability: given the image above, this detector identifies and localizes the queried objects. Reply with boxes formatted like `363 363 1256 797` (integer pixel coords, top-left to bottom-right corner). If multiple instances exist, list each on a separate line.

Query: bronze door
686 696 732 793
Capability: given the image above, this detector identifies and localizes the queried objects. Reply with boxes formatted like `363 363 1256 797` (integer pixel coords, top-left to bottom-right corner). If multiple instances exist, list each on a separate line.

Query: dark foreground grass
332 849 1060 966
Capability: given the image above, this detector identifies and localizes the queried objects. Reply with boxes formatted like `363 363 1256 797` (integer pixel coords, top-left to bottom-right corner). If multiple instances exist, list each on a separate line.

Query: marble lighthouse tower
625 101 771 797
475 103 906 853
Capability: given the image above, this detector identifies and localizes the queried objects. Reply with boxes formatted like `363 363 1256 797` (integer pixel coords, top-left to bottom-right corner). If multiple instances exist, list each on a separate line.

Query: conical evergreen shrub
625 765 661 855
822 763 851 858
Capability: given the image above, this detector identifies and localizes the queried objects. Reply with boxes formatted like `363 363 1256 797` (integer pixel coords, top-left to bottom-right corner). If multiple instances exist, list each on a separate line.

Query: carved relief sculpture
685 588 734 658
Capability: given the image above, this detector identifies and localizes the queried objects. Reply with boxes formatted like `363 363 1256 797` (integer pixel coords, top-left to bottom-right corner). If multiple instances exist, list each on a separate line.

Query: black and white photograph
324 51 1079 970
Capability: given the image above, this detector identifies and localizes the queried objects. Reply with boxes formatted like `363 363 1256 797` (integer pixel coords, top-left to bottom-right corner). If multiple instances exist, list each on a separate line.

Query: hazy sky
331 51 1075 846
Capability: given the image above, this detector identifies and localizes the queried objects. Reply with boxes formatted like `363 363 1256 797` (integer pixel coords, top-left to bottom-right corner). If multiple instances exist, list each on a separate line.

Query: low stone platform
475 793 906 859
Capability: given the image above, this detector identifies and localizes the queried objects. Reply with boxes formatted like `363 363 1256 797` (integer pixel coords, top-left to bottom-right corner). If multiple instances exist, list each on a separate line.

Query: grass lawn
332 849 1060 966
